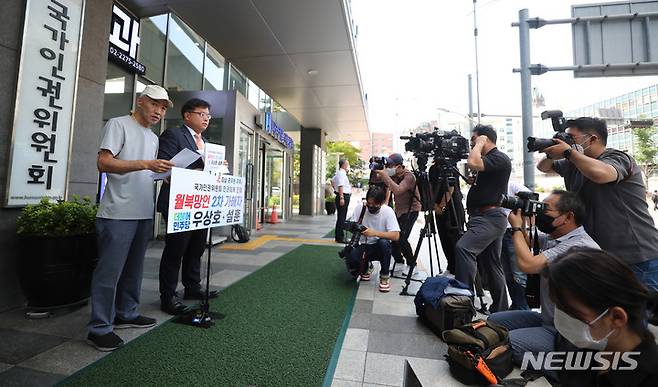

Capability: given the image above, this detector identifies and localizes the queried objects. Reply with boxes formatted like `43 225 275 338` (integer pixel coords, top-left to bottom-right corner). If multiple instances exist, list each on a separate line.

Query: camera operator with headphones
454 124 511 313
345 186 400 292
488 190 599 380
538 117 658 291
372 153 421 273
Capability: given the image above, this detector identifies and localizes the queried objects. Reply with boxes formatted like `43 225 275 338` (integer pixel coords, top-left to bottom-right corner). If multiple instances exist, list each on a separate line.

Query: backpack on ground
414 276 476 335
442 319 515 385
231 224 250 243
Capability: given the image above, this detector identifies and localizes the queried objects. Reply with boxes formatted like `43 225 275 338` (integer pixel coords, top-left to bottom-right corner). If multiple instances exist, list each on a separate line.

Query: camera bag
442 320 515 385
414 276 475 335
421 295 476 336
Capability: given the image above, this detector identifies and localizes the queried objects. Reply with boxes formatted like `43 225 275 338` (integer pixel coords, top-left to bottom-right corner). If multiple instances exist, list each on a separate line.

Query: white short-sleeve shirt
349 203 400 244
332 168 352 194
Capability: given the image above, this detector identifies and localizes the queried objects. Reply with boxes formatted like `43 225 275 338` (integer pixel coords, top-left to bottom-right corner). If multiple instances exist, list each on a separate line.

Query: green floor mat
62 245 356 387
323 228 352 239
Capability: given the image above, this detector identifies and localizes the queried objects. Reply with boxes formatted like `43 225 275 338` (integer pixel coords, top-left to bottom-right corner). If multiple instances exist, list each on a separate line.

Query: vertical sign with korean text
203 143 226 174
6 0 84 207
167 168 245 234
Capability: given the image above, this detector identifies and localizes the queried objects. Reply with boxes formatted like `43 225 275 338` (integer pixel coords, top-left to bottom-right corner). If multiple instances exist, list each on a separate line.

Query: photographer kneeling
487 190 600 377
345 186 400 292
372 153 421 270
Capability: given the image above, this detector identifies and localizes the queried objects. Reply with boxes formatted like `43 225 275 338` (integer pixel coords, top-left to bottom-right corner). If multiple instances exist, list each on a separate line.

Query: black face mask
367 205 381 214
535 211 558 234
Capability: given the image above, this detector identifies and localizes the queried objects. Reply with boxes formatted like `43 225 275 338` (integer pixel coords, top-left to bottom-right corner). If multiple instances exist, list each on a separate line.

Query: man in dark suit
156 98 219 315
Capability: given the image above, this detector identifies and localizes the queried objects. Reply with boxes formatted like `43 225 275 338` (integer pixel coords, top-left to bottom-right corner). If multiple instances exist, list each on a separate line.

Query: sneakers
114 315 157 329
379 277 391 292
360 263 374 281
87 332 124 352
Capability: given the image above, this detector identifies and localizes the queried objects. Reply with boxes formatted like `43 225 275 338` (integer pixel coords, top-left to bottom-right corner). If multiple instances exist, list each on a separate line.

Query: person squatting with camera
344 186 400 292
488 190 600 380
454 124 511 313
537 117 658 291
371 153 421 273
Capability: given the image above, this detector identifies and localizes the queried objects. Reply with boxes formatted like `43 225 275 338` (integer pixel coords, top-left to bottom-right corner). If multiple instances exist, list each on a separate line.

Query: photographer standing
373 153 421 269
346 186 400 292
538 117 658 290
430 165 465 276
332 159 352 243
501 181 531 310
488 190 600 376
454 124 511 313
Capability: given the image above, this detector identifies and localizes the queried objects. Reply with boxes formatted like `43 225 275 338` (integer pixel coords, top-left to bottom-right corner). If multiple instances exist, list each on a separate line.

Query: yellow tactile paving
219 234 336 250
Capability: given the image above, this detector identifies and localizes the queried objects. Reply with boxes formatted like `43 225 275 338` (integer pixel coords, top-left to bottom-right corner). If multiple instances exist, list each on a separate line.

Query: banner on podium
167 167 245 234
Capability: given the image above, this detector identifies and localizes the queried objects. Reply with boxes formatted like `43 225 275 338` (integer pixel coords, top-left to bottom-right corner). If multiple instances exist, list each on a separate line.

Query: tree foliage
325 141 363 181
632 126 658 190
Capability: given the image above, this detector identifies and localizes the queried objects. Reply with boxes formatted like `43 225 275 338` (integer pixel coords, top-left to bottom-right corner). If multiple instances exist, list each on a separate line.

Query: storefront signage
264 112 294 149
108 3 145 75
167 168 245 234
5 0 85 207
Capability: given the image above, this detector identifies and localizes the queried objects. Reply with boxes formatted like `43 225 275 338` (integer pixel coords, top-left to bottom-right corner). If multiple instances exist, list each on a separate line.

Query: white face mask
386 167 396 176
554 306 615 350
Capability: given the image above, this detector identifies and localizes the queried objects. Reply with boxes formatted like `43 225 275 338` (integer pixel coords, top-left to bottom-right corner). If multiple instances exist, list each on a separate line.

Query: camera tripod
395 158 490 313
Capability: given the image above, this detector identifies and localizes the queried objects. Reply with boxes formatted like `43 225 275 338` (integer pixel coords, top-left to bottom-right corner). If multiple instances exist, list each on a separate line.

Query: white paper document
151 148 202 180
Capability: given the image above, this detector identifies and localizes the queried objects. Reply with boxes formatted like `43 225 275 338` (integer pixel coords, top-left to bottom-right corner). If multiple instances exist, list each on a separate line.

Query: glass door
238 128 255 230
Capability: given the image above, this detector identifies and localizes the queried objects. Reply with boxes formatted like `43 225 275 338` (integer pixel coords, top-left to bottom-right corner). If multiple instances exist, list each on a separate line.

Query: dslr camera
338 221 367 259
368 156 389 171
526 110 575 152
498 191 547 216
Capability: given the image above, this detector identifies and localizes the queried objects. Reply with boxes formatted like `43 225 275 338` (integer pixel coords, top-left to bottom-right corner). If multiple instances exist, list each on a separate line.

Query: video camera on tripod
401 129 470 166
526 110 576 152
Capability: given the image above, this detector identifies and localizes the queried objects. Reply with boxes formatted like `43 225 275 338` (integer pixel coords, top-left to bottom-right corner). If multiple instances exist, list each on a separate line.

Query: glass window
139 14 167 83
165 13 204 91
103 62 134 121
204 44 225 91
259 92 272 113
248 80 260 108
229 65 247 96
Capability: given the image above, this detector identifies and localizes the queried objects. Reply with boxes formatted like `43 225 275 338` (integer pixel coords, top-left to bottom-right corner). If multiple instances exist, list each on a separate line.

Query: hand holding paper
151 148 202 180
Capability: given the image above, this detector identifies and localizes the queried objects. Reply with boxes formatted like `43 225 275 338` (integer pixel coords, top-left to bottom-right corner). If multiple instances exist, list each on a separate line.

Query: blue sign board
264 112 294 149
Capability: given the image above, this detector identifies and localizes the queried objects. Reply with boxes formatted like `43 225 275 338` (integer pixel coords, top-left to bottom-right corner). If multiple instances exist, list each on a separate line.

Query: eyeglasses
189 111 212 119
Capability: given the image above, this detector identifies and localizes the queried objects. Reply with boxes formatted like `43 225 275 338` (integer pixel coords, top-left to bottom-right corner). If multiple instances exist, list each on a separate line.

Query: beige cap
140 85 173 108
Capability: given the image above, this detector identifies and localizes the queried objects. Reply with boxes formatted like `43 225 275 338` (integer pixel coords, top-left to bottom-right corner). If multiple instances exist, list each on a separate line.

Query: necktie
194 133 204 151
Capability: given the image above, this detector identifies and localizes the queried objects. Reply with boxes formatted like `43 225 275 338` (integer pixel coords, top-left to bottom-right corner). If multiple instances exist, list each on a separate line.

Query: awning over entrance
121 0 370 144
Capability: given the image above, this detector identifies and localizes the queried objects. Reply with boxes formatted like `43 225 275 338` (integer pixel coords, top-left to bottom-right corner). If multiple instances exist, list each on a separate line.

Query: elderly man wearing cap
87 85 175 351
373 153 421 272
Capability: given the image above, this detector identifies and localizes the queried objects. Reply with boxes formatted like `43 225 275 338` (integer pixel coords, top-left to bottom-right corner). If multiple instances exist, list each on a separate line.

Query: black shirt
466 147 511 209
559 333 658 387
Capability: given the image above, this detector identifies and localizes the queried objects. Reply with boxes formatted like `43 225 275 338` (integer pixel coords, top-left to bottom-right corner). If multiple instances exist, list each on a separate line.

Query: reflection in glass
266 147 284 218
229 65 248 97
139 14 167 83
103 62 134 121
204 44 225 91
165 14 204 91
248 81 260 108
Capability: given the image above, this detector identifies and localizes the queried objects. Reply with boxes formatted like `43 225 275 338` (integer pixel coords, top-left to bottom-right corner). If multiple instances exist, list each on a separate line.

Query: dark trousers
335 193 351 240
347 239 392 277
436 211 462 273
392 211 418 264
159 225 206 298
455 208 509 313
89 218 152 335
501 229 529 310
